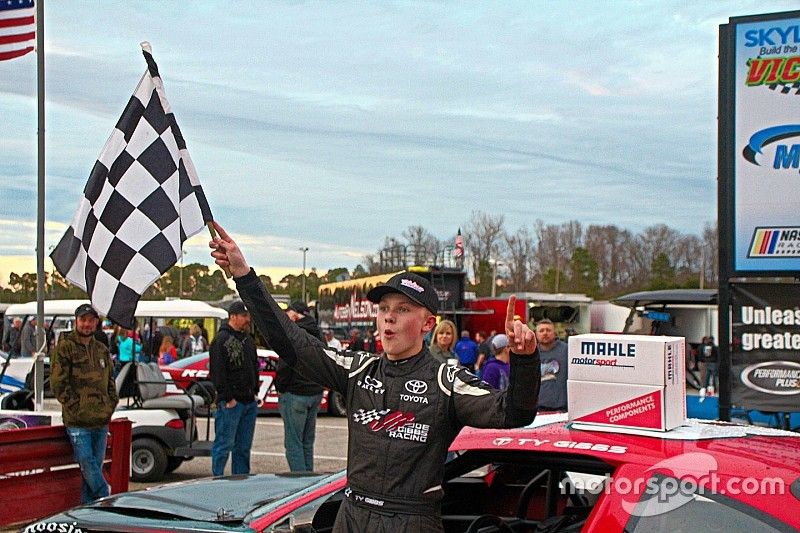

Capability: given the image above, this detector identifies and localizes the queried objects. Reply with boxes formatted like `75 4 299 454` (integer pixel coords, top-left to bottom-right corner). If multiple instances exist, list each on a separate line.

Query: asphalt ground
5 402 348 532
130 413 350 491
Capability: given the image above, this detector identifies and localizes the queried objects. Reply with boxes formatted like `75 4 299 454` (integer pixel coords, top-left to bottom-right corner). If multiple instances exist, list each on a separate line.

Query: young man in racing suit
209 221 541 533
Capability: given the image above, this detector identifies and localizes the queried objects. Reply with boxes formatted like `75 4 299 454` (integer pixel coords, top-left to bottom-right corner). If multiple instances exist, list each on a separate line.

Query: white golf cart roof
5 299 227 319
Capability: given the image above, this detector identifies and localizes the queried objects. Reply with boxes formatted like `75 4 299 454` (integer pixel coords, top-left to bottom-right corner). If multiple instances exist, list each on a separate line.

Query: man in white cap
481 334 511 391
209 221 541 533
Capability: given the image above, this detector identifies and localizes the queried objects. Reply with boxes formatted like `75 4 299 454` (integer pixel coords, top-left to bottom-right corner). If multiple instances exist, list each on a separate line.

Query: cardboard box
568 381 685 431
567 334 686 431
567 334 684 386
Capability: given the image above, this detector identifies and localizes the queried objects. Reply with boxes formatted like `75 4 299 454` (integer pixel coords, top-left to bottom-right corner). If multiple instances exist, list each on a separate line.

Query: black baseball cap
75 303 99 319
287 300 309 315
366 272 439 314
228 301 249 315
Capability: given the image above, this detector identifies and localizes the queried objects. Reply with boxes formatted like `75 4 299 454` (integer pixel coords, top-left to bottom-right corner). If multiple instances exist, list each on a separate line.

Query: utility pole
299 247 309 303
700 247 705 290
179 249 187 297
555 255 561 293
491 259 502 298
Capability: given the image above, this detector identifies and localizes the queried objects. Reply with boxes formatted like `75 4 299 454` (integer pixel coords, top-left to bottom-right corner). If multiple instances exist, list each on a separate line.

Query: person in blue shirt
115 329 141 364
453 330 479 370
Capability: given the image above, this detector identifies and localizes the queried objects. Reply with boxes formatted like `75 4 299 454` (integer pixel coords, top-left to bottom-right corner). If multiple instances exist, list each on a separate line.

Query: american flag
454 227 464 258
0 0 35 62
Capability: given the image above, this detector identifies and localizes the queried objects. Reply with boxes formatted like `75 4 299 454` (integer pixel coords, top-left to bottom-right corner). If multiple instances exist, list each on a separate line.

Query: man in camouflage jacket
50 304 118 503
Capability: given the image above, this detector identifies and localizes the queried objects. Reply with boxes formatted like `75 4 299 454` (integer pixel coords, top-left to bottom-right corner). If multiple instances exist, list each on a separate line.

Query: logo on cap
400 279 425 293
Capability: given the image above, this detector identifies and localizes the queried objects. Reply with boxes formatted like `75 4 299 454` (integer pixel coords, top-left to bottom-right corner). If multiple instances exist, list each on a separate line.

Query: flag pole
34 0 46 411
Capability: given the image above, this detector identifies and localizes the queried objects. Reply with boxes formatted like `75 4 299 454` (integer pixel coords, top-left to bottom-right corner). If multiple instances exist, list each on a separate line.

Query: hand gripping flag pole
51 42 218 327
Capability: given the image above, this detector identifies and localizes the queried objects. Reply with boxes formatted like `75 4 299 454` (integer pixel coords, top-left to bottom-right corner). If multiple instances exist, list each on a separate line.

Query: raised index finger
505 295 517 333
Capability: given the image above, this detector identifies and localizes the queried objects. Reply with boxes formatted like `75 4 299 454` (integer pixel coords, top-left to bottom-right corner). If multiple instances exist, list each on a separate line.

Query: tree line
359 211 718 299
1 211 717 304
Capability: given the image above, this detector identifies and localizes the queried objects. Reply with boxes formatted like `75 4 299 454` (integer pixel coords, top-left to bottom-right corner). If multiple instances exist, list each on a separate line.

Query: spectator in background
113 326 141 374
20 317 37 357
277 300 325 472
93 321 109 349
209 301 259 476
699 335 719 398
142 329 163 364
158 336 177 365
181 324 208 357
44 320 56 352
3 317 23 357
349 328 362 352
482 334 511 390
475 330 492 371
429 320 457 364
454 329 479 370
324 329 342 350
363 328 376 352
159 323 181 350
196 321 209 343
535 319 569 412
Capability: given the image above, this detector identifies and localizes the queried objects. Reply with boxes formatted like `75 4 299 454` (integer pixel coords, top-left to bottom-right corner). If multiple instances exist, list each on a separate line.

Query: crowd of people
99 320 210 373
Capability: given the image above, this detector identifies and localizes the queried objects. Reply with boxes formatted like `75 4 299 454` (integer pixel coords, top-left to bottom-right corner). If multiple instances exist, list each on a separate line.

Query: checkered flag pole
50 42 213 328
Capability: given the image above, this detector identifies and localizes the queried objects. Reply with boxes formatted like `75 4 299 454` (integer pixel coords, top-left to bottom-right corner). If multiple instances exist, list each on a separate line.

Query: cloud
5 1 776 284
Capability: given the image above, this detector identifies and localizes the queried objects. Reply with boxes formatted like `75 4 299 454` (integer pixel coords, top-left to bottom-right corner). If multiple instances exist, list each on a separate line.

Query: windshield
92 473 338 523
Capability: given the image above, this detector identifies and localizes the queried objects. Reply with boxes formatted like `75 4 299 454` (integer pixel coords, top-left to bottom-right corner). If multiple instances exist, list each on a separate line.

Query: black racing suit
235 270 540 532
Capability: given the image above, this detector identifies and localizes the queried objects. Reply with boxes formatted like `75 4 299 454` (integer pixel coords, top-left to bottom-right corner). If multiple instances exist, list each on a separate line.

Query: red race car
160 349 346 416
29 413 800 532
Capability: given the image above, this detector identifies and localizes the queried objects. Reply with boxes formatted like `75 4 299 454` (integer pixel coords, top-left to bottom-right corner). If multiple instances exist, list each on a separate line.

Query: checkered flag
50 42 213 328
352 409 389 425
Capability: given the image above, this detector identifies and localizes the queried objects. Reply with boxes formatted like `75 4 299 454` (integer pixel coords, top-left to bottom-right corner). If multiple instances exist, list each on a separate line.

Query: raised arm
209 222 352 394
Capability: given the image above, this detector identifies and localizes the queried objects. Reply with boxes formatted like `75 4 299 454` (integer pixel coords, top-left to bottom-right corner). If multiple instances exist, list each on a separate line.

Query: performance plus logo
747 227 800 258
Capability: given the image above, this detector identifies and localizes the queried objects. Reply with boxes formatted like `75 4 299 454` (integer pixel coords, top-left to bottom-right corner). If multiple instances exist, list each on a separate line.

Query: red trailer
463 292 592 337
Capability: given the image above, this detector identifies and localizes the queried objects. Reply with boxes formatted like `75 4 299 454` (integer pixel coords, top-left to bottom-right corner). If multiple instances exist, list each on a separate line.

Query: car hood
81 473 330 523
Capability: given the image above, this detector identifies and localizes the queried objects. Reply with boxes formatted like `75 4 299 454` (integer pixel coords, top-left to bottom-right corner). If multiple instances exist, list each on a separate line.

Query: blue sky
1 1 795 283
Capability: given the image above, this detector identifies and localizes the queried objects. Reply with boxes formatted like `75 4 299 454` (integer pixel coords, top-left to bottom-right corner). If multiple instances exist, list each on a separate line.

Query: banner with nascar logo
725 10 800 275
731 282 800 411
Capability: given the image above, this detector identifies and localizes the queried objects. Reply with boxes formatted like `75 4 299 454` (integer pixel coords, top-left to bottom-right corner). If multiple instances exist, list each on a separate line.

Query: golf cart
1 298 227 482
